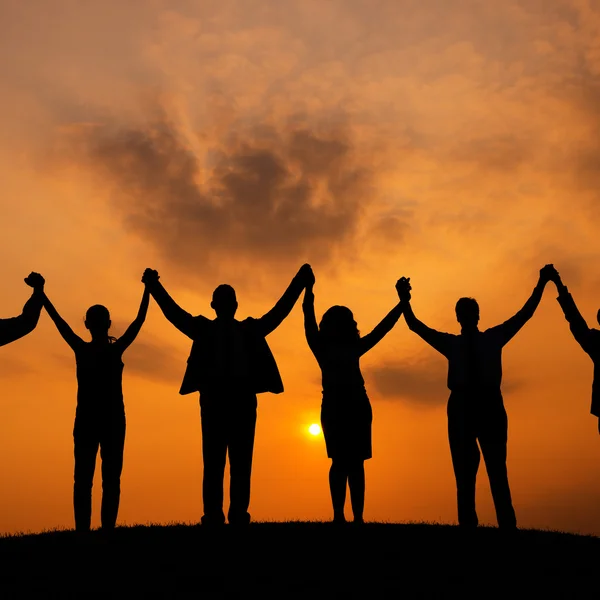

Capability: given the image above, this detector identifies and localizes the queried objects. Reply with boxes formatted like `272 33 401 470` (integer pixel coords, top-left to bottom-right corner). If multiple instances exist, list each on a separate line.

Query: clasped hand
142 268 160 285
24 272 45 291
396 277 411 302
298 264 315 288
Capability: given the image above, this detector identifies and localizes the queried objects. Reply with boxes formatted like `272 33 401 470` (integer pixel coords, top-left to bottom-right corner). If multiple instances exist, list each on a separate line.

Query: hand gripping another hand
24 272 45 291
396 276 412 302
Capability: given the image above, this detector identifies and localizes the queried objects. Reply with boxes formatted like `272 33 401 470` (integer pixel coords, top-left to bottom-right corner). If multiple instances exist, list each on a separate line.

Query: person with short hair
396 266 555 530
142 265 313 526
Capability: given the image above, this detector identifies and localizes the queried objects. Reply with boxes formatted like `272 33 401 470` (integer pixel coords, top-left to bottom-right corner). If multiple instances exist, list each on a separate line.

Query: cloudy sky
1 0 599 535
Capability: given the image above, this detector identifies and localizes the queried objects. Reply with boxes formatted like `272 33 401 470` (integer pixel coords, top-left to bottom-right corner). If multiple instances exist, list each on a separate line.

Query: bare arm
257 264 310 336
395 276 452 356
403 301 452 357
114 285 151 352
302 283 320 359
358 301 404 356
0 274 45 347
42 293 84 351
492 267 552 346
142 269 196 339
553 272 594 354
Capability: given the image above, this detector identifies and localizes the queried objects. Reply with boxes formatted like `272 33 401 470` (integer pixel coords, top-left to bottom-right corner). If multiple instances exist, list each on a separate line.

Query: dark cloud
451 134 533 174
124 339 185 385
66 108 383 279
562 73 600 208
108 321 185 384
367 356 448 405
0 355 34 379
367 354 522 405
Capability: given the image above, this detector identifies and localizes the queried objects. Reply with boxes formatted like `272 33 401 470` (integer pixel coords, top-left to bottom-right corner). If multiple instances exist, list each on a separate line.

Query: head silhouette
455 297 480 330
597 309 600 327
319 306 360 344
211 284 238 320
84 305 112 338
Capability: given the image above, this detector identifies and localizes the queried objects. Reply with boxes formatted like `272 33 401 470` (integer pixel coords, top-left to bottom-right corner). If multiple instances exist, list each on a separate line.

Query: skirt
321 389 373 461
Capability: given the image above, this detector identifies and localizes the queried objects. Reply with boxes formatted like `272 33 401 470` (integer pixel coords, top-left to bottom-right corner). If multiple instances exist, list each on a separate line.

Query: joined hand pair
142 268 160 285
24 272 45 291
299 264 315 288
396 277 411 302
540 264 560 284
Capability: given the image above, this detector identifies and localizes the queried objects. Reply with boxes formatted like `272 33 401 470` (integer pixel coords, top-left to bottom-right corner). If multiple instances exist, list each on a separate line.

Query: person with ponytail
42 282 150 532
302 267 406 524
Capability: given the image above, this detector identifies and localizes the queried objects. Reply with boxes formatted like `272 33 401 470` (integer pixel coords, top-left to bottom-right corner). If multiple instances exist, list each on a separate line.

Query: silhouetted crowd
2 264 598 532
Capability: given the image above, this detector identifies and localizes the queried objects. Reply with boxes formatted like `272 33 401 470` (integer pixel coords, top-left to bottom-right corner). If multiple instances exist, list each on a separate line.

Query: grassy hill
1 522 598 598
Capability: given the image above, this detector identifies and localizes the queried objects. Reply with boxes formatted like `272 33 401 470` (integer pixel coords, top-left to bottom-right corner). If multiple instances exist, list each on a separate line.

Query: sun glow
308 424 321 436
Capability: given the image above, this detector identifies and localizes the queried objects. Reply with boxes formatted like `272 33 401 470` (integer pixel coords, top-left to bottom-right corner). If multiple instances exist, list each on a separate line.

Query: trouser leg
99 415 126 530
200 402 227 525
448 399 480 528
227 399 257 525
478 406 517 529
73 425 99 532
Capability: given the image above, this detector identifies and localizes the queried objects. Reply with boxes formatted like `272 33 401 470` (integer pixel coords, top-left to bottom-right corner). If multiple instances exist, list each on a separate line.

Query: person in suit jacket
395 266 555 530
1 273 45 347
549 266 600 435
142 265 312 526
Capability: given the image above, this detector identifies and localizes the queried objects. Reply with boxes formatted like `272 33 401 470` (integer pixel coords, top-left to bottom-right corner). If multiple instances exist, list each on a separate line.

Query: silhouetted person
549 267 600 435
396 266 555 530
41 283 150 532
303 269 405 524
1 273 45 346
142 265 312 526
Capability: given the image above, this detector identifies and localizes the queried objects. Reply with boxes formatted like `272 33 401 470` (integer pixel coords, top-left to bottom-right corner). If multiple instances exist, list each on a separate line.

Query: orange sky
1 0 599 536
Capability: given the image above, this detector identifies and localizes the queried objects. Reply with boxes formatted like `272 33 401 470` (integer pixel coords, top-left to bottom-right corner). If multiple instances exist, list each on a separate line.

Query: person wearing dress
302 268 405 523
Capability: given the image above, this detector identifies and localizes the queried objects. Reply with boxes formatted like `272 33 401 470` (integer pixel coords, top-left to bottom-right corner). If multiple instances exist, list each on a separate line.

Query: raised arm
42 291 84 351
491 265 553 346
257 264 311 336
114 285 151 352
551 269 594 354
142 269 196 339
358 281 405 355
302 270 320 358
397 277 452 357
0 273 45 347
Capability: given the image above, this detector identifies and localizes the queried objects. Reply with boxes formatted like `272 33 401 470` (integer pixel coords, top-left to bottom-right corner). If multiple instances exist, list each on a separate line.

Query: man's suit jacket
557 291 600 417
148 275 305 397
180 315 283 395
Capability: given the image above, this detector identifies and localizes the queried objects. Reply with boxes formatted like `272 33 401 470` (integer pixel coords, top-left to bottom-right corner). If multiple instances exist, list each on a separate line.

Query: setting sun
308 424 321 436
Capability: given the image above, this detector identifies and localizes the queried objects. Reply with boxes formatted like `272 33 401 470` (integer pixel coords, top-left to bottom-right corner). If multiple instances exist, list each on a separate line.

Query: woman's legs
348 460 365 523
329 460 348 522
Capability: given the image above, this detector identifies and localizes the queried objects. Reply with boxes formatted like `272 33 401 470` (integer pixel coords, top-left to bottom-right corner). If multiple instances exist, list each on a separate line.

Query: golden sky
1 0 599 535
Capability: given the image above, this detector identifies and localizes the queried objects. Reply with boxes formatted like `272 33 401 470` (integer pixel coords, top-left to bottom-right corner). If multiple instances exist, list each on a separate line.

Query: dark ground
0 522 598 598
